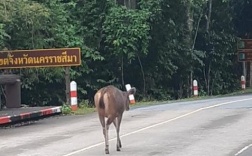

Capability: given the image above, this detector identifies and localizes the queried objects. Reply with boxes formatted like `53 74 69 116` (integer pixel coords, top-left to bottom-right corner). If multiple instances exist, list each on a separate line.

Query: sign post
0 48 81 108
237 39 252 87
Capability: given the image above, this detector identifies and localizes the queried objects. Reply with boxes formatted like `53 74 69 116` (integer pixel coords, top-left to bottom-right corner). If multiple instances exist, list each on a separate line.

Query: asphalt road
1 94 252 156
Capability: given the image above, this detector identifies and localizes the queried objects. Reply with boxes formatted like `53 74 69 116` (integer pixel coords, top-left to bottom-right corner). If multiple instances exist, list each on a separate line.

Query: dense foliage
0 0 251 106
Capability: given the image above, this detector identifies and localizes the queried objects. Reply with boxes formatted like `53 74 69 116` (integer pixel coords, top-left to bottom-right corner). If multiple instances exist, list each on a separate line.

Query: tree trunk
185 0 193 97
121 56 125 87
178 82 183 99
249 62 252 87
125 0 136 9
190 12 203 97
205 0 212 95
117 0 136 9
206 0 212 31
207 62 211 94
137 55 146 97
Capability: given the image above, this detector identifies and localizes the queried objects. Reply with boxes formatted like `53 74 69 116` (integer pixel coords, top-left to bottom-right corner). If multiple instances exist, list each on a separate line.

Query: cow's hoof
117 147 121 151
105 149 109 154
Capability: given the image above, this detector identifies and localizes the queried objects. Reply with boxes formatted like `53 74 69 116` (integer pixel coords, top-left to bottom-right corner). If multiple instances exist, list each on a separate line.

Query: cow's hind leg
113 115 122 151
98 114 109 154
104 116 115 154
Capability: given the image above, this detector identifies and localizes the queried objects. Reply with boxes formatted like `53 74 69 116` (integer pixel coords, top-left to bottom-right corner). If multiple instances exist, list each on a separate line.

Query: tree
0 0 249 106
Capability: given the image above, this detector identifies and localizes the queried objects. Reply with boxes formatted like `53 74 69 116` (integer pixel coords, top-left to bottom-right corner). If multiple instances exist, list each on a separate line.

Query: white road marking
63 98 252 156
235 144 252 156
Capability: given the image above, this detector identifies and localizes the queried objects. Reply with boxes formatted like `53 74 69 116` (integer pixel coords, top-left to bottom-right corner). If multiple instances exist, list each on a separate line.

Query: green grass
67 88 252 115
71 106 95 115
223 87 252 96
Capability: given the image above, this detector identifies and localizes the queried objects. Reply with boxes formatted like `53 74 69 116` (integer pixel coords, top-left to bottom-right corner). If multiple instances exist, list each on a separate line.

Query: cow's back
94 85 125 117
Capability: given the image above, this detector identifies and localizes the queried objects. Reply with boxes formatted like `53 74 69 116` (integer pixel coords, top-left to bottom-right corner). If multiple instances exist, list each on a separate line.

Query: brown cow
94 85 136 154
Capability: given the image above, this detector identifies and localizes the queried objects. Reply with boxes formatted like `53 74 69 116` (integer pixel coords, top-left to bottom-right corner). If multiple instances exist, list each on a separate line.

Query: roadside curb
0 106 62 125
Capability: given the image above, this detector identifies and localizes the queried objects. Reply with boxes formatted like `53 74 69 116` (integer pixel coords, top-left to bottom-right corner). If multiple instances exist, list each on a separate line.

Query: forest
0 0 251 106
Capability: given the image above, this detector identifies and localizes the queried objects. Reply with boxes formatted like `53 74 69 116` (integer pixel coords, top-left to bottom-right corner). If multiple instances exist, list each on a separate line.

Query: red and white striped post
241 75 246 90
70 81 78 111
193 80 198 97
125 84 135 104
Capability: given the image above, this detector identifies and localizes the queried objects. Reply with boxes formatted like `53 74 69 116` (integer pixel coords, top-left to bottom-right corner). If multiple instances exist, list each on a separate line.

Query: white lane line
235 144 252 156
63 98 252 156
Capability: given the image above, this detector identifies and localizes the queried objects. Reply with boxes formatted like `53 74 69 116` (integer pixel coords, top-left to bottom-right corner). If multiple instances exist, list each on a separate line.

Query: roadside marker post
193 80 198 97
70 81 78 111
125 84 136 104
241 75 246 90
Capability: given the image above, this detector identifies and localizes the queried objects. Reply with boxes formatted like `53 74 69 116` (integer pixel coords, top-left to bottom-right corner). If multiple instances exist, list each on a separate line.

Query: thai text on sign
0 48 81 69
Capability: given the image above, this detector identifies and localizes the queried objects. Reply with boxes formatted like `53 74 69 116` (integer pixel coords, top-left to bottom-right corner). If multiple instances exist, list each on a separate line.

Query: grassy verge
64 88 252 115
222 87 252 96
71 106 95 115
61 103 95 115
